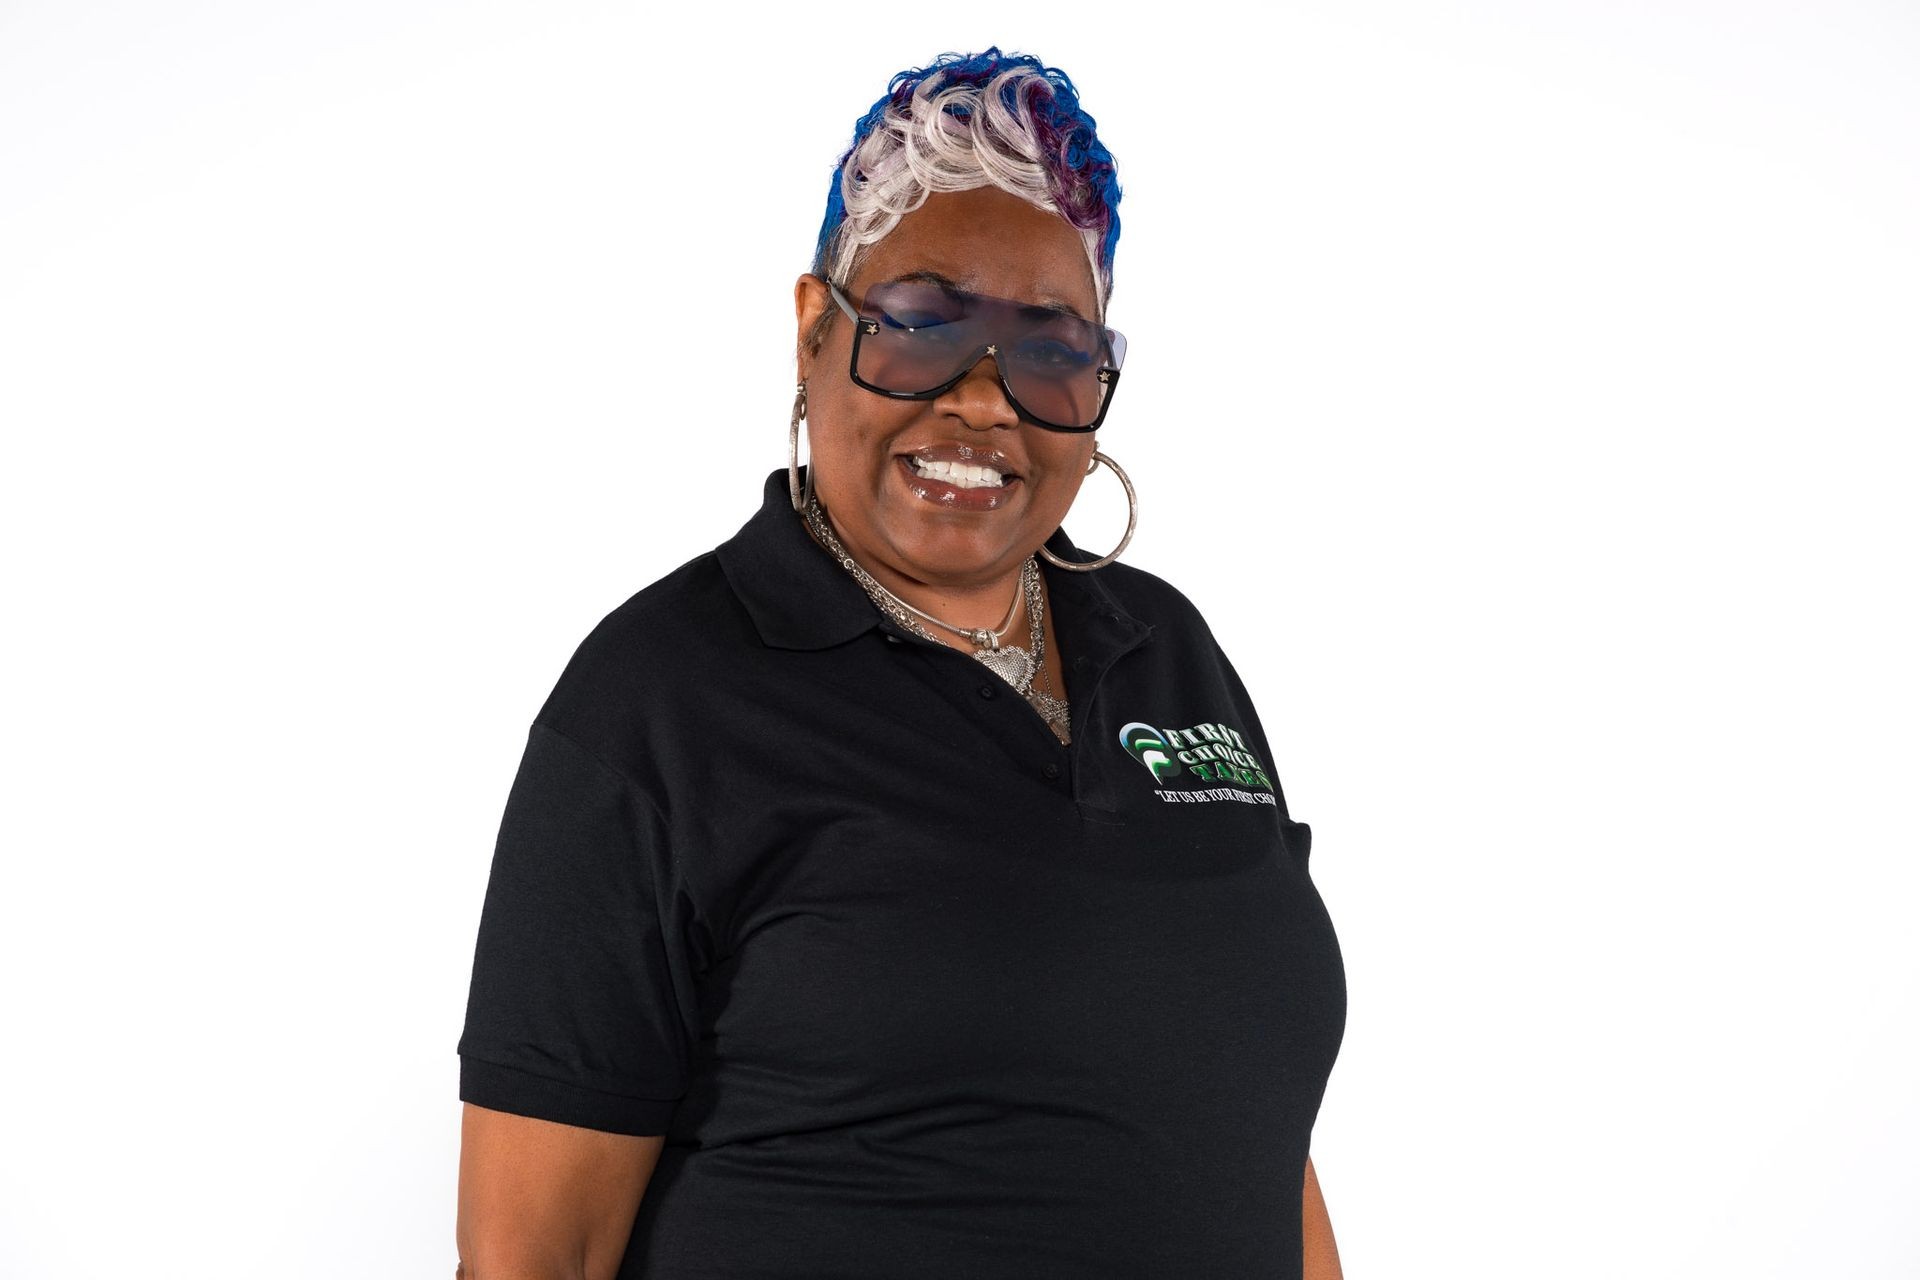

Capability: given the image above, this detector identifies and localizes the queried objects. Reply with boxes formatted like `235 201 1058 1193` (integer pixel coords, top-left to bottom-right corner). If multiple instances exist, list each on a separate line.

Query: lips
899 442 1023 480
893 452 1021 511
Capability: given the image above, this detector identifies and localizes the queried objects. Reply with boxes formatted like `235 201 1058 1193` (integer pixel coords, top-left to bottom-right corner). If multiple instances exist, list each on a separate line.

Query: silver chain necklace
800 494 1072 745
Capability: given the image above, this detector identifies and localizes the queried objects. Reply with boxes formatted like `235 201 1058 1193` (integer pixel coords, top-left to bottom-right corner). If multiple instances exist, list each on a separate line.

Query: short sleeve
456 720 696 1135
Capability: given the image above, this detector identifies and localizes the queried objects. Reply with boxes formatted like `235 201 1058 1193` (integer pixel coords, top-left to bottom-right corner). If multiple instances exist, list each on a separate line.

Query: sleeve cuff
458 1055 681 1136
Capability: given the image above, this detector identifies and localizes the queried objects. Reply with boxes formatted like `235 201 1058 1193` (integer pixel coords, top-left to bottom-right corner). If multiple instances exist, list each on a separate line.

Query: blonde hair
810 47 1122 336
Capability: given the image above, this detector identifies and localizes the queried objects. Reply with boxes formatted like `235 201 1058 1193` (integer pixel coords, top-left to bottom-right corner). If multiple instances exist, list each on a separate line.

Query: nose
939 345 1021 432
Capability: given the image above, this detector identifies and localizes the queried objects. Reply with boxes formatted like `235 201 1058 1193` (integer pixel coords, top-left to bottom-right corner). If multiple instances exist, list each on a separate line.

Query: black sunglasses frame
826 280 1123 433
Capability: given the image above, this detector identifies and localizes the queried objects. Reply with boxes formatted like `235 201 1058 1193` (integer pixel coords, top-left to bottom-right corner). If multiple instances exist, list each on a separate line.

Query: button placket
873 607 1139 800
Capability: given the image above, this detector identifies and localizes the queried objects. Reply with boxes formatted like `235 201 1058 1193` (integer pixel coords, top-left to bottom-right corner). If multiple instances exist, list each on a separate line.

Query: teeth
911 457 1006 488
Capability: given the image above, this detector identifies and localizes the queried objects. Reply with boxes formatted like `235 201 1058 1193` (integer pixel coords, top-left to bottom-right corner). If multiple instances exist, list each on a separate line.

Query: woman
456 47 1347 1280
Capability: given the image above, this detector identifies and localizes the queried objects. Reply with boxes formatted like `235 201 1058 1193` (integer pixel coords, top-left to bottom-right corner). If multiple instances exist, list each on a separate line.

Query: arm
456 1103 666 1280
1303 1154 1344 1280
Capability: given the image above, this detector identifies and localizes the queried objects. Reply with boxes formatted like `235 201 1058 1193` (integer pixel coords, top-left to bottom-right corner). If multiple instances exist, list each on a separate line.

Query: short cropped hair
807 46 1122 351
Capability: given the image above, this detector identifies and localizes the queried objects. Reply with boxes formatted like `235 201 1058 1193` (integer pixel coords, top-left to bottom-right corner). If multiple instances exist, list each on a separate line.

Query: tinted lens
856 280 1122 428
856 281 978 394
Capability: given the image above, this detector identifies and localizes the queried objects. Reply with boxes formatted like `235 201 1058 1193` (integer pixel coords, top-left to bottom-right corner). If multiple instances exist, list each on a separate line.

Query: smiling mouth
899 455 1020 488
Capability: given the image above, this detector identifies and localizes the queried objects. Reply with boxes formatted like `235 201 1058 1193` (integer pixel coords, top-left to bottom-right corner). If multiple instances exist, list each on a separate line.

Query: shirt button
884 634 904 644
978 684 997 699
1043 763 1061 780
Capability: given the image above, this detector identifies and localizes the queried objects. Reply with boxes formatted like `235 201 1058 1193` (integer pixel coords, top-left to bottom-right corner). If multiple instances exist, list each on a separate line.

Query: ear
794 274 834 380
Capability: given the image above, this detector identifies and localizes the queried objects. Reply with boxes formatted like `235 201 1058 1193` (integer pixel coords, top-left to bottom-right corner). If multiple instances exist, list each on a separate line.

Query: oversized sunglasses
827 276 1127 432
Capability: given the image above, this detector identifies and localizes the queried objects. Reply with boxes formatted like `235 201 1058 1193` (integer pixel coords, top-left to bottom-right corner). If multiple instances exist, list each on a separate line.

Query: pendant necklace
800 494 1072 745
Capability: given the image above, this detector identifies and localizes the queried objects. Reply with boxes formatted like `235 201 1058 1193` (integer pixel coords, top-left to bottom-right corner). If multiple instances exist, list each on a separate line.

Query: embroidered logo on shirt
1117 720 1274 802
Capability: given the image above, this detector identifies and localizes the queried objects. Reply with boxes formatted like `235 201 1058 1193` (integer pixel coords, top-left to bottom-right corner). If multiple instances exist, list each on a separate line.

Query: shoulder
1083 558 1226 649
527 547 751 779
574 548 748 666
1091 557 1270 735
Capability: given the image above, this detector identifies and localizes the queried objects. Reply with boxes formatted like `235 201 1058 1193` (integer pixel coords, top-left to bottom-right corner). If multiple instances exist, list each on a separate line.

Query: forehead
853 187 1098 320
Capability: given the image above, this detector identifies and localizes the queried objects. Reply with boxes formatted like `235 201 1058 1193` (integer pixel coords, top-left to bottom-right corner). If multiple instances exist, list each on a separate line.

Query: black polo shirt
457 466 1346 1279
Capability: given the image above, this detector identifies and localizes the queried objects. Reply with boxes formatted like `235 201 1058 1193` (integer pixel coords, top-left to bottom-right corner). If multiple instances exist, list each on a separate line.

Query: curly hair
807 47 1123 351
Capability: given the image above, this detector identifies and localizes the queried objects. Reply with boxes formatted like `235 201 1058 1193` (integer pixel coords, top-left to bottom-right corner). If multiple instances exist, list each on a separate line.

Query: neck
807 505 1032 639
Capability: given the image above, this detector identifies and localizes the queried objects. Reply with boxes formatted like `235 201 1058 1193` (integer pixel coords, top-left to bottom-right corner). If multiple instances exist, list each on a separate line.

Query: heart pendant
973 644 1035 689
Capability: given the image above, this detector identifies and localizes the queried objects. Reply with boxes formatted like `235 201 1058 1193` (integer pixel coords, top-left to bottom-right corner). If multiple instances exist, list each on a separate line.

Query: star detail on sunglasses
985 344 997 355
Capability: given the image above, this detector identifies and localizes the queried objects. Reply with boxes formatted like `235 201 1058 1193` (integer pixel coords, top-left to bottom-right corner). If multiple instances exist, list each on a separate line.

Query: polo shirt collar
717 466 1147 653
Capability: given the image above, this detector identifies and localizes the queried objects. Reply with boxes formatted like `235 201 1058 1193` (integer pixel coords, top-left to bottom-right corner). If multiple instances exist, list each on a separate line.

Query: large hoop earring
788 380 815 512
1039 450 1137 572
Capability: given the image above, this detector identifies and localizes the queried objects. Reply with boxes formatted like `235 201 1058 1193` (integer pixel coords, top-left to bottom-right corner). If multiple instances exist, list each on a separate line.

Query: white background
3 2 1915 1276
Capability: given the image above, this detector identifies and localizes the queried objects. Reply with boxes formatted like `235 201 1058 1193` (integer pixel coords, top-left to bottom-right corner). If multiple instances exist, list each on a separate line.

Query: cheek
1042 442 1097 482
805 396 918 477
812 391 914 447
1035 444 1097 506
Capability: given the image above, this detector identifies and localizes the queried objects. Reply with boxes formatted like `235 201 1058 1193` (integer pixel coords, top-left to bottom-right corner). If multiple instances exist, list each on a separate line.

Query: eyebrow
883 269 1091 323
